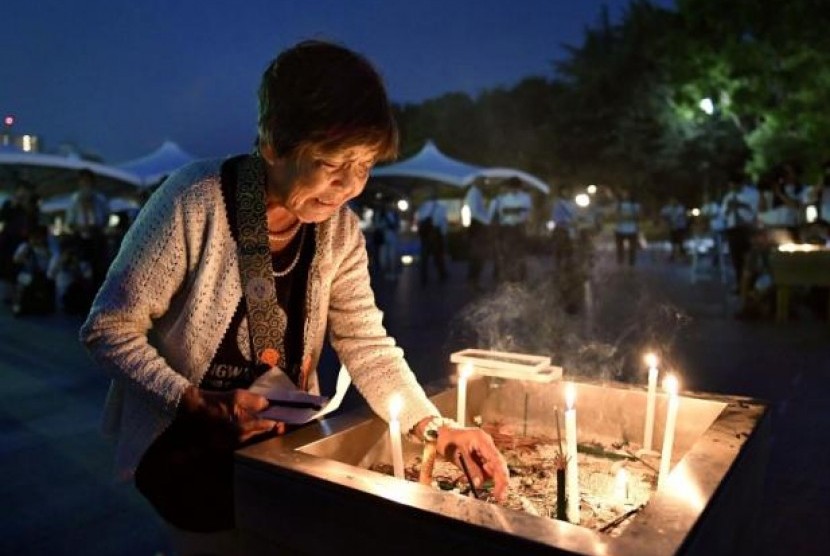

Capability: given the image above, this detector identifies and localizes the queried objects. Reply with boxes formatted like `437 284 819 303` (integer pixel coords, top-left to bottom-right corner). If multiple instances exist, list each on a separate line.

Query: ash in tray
371 420 657 535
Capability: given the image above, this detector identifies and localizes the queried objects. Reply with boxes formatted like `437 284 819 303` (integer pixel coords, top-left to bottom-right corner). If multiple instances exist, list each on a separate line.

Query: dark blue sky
3 0 673 163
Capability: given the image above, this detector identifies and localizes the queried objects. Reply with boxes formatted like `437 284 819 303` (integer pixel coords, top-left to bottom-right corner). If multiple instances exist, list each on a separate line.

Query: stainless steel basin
235 377 769 555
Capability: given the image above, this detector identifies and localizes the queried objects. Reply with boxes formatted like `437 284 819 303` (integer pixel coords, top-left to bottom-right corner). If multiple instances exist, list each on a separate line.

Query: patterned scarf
236 155 287 371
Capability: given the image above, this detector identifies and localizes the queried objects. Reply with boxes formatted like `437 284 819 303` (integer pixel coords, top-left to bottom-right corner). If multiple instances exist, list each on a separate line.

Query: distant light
699 97 714 115
21 135 32 152
546 220 555 232
806 205 818 223
108 214 121 228
401 254 414 265
778 243 821 253
586 184 597 195
53 216 65 236
358 207 374 231
3 115 13 126
575 193 590 208
460 204 471 228
397 199 409 212
691 208 701 217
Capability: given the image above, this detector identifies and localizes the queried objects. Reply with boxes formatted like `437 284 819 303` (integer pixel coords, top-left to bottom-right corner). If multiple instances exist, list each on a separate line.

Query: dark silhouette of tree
392 0 830 206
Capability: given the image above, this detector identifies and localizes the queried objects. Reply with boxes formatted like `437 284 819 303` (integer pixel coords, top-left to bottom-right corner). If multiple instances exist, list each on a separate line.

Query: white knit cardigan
80 159 439 479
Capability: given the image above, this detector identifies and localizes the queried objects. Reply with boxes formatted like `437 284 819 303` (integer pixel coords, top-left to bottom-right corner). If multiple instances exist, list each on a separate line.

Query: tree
549 1 702 202
392 0 830 207
671 0 830 180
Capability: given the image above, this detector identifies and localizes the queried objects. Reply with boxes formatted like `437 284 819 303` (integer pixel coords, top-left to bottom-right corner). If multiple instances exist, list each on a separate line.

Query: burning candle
564 382 580 524
456 362 473 426
657 375 680 489
614 468 630 504
643 353 659 452
388 394 405 479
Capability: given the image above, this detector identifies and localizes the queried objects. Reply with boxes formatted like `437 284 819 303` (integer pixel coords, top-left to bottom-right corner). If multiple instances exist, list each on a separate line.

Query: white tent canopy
370 140 550 195
0 149 141 197
117 140 196 187
463 167 551 195
40 193 141 214
371 140 482 188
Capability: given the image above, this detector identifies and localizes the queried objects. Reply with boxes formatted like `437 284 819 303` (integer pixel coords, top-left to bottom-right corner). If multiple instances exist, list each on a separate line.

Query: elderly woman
80 40 508 550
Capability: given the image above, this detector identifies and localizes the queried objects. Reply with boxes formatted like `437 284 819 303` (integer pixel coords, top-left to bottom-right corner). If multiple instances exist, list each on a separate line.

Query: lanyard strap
236 155 286 370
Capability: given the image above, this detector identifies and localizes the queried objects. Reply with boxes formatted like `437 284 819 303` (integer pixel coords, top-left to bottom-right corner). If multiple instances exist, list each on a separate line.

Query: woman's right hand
178 386 280 442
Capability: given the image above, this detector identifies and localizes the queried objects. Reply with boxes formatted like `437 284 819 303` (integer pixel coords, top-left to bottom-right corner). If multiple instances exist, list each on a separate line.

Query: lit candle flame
459 362 474 379
644 352 659 368
389 394 402 420
664 374 679 396
565 382 576 410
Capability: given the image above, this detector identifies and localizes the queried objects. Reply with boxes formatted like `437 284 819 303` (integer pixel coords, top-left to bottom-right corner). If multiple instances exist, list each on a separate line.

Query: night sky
3 0 674 163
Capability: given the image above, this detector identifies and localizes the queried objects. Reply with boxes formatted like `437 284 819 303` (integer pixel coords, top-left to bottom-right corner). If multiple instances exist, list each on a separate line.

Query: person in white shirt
550 185 576 268
614 189 641 266
65 169 110 287
490 177 532 281
415 191 449 285
799 161 830 248
720 174 759 286
65 169 110 235
47 235 94 314
771 162 805 233
816 160 830 224
794 161 830 231
11 225 54 315
659 197 689 262
371 204 400 280
700 190 726 267
462 183 491 287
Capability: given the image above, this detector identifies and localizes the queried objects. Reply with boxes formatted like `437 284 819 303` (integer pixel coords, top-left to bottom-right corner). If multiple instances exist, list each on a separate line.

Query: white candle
564 382 580 524
657 375 680 489
643 353 659 452
614 468 630 504
456 362 473 426
388 394 405 479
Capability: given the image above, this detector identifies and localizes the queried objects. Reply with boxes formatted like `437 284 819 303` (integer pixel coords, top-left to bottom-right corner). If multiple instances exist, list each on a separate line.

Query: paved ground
1 241 828 555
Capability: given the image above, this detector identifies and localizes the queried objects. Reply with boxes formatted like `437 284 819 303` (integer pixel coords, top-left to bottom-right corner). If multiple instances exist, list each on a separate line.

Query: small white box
450 349 562 383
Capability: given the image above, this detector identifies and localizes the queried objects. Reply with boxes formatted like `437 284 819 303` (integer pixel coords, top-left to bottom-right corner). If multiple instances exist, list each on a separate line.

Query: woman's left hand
436 427 510 502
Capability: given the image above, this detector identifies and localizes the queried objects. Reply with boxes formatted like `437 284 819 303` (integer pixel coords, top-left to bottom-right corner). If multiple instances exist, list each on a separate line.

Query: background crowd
357 156 829 324
0 169 135 317
3 153 828 325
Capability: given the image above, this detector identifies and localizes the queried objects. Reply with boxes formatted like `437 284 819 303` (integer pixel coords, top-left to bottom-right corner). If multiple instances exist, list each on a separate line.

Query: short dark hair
257 40 398 166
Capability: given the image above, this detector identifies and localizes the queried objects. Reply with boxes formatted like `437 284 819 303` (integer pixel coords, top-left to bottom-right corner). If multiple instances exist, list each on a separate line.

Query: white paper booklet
249 364 351 425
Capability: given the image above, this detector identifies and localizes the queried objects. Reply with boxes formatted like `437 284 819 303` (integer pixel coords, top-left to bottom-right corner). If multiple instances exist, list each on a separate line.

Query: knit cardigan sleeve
326 211 439 434
79 174 194 417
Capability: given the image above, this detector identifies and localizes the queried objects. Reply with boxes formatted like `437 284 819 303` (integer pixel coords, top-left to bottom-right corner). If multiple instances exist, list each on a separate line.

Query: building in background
2 115 41 153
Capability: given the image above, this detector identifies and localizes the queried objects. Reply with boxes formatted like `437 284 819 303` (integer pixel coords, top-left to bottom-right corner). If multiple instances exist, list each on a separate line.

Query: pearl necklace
272 225 306 278
267 219 302 243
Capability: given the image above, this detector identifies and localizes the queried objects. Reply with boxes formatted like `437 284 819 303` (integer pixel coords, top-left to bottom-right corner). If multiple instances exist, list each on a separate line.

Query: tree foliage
392 0 830 205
